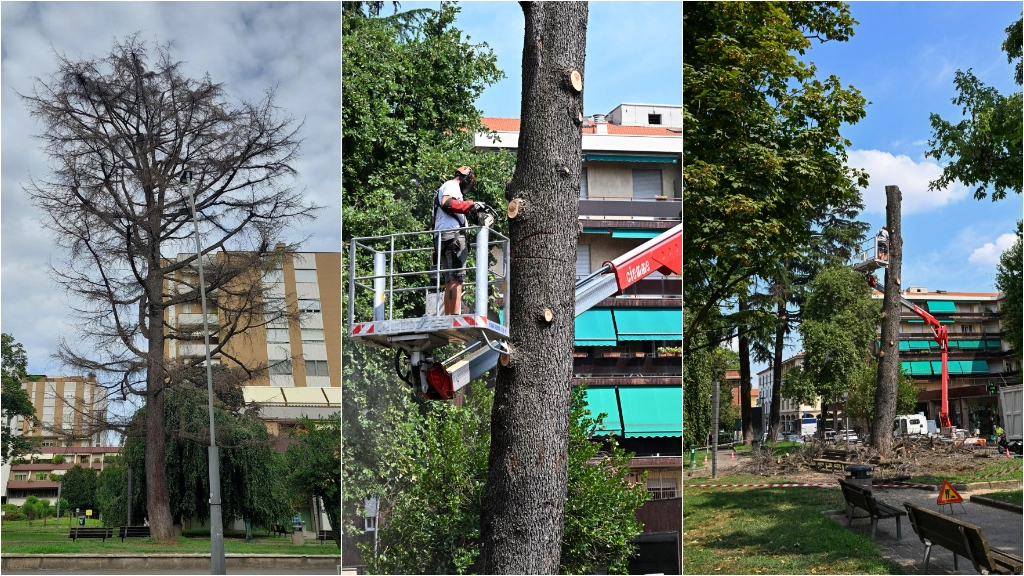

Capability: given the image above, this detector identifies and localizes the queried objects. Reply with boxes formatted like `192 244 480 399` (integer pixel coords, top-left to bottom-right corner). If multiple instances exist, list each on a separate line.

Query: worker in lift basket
876 225 889 261
433 166 490 315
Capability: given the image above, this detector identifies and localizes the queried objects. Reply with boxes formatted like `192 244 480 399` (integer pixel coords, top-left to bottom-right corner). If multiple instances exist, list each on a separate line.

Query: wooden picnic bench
838 479 907 540
69 527 114 542
119 525 151 542
317 529 334 545
813 449 852 471
267 524 288 537
904 503 1023 574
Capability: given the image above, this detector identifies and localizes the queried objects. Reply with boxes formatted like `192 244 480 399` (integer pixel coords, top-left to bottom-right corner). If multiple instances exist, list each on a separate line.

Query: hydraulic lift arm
867 273 952 430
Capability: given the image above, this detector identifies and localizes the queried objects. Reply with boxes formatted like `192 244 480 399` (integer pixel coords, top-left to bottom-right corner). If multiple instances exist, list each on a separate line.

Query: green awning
617 386 682 438
947 361 965 375
900 362 912 374
927 301 957 313
939 319 955 324
931 361 945 375
613 308 683 341
966 360 990 375
947 341 959 349
899 341 911 351
908 319 924 323
575 309 617 346
910 361 933 376
583 387 622 435
987 340 1002 349
909 341 930 350
582 153 678 164
582 228 610 234
958 340 983 350
611 230 663 239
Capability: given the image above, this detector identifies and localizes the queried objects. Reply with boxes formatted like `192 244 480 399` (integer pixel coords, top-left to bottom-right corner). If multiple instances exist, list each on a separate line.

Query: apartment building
477 102 681 575
2 375 109 505
881 287 1019 436
755 353 822 434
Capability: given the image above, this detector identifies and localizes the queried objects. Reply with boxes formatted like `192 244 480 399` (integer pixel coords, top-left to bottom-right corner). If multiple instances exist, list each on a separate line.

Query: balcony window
269 360 293 376
648 113 662 125
647 477 677 499
295 269 318 283
580 167 588 198
298 299 321 313
305 360 330 377
575 245 591 278
632 169 661 199
262 269 284 284
301 329 325 343
267 329 290 343
14 473 27 481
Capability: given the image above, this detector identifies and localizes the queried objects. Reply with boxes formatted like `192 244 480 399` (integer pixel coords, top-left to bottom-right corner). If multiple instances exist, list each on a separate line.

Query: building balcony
579 197 681 221
177 343 222 358
573 356 682 377
6 481 60 490
176 313 219 328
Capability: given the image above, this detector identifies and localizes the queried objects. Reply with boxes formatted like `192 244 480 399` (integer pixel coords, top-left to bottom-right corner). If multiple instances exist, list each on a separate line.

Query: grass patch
683 474 902 574
909 460 1023 485
0 521 338 555
981 489 1022 505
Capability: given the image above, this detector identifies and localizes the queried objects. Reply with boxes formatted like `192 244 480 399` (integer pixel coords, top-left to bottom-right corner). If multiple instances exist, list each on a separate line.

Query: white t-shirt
434 179 466 231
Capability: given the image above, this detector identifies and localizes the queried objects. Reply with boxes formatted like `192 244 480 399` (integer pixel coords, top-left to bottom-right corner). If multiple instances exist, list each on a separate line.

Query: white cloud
968 233 1018 269
846 150 969 215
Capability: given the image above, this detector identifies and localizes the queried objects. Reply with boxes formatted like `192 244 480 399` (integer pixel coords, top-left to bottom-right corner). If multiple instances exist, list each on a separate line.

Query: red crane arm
601 224 681 294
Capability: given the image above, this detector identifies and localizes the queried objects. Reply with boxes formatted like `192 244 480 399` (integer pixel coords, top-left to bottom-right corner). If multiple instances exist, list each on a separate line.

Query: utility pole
182 170 226 575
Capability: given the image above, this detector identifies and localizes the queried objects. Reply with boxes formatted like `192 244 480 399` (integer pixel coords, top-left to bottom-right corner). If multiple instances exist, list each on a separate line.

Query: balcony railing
579 197 681 220
573 356 682 377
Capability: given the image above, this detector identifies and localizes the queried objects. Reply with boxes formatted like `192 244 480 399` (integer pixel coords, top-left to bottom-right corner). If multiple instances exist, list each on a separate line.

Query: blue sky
401 1 682 118
814 1 1022 294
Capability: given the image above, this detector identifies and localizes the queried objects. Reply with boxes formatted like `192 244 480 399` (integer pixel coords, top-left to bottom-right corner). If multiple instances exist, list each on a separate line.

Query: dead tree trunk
739 294 753 442
872 185 903 455
767 299 786 442
480 3 588 573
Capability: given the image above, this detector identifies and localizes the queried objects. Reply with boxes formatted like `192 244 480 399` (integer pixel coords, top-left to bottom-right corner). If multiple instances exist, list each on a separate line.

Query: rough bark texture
872 185 903 454
739 295 753 442
767 299 786 442
480 3 587 573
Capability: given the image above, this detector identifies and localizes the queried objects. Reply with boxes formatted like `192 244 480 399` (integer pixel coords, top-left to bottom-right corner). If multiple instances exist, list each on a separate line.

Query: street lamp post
712 373 720 479
181 170 226 575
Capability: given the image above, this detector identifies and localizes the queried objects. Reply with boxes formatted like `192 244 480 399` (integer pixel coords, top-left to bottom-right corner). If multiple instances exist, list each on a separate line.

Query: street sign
937 479 963 505
85 509 93 517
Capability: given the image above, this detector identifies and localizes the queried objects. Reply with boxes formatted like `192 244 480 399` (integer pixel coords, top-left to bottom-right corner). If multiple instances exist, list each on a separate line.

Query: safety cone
1007 446 1011 458
730 450 735 460
703 453 708 466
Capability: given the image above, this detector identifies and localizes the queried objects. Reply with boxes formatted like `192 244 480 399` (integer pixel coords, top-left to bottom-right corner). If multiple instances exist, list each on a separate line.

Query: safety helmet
455 166 476 188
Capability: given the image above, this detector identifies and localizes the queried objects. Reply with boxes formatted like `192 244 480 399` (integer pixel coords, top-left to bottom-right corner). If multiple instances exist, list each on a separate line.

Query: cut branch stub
543 308 553 323
507 198 523 219
567 69 583 93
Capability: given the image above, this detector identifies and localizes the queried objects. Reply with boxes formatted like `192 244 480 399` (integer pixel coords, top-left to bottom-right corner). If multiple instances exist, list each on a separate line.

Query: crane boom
867 274 952 431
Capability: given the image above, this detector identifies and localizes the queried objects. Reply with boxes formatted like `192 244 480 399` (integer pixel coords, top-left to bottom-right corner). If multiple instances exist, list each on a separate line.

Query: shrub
52 454 65 465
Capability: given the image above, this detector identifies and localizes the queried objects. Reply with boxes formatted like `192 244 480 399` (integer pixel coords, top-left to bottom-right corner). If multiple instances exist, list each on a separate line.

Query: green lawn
683 474 902 574
0 520 338 555
981 489 1023 505
909 460 1023 485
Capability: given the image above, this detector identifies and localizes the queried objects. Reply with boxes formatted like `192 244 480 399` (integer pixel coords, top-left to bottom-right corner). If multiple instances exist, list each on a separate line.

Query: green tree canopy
926 14 1023 201
996 225 1023 356
2 334 37 465
61 464 100 514
286 413 341 549
683 1 869 353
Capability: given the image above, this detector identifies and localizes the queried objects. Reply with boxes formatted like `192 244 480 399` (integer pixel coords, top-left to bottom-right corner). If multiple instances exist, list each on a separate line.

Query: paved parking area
828 486 1023 574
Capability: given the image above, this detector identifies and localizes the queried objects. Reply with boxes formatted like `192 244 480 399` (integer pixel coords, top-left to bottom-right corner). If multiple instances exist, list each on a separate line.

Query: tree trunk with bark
739 294 753 442
480 3 588 573
767 299 786 442
872 185 903 455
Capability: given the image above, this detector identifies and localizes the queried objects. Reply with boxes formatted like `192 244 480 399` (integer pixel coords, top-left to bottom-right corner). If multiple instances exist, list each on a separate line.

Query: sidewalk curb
969 495 1024 514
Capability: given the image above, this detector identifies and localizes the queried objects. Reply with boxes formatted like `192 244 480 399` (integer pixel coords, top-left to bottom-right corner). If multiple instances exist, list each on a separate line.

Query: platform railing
348 226 510 331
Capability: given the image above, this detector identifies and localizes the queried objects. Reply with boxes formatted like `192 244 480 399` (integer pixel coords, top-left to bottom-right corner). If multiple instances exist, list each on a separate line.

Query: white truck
893 413 929 437
998 384 1022 451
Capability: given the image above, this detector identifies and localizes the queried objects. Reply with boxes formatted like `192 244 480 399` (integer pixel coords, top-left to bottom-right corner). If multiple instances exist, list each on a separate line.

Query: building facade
755 353 821 434
884 287 1019 435
478 103 682 574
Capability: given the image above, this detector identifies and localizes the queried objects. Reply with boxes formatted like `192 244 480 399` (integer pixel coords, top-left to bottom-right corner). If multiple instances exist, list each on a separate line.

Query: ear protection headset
455 165 475 188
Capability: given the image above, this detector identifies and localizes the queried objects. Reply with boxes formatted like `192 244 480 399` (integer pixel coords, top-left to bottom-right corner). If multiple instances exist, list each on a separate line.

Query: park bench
904 503 1023 574
813 449 852 471
119 525 151 542
69 527 114 542
838 479 906 540
317 529 334 545
267 524 288 537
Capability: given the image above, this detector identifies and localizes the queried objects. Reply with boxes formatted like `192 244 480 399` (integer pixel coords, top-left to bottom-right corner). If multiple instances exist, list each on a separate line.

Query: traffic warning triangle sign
937 479 964 505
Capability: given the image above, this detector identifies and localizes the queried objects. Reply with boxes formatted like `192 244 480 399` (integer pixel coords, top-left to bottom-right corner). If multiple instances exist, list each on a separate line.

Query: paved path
827 486 1023 574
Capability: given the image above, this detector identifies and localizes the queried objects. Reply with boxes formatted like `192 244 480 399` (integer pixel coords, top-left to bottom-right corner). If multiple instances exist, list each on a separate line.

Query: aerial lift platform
348 221 681 400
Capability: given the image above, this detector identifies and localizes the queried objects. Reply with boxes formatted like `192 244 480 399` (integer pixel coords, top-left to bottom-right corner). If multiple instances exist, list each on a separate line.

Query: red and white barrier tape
962 465 1022 482
869 483 936 489
687 482 838 489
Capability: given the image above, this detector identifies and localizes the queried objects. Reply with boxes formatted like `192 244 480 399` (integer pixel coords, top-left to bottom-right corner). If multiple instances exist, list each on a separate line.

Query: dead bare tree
21 35 319 541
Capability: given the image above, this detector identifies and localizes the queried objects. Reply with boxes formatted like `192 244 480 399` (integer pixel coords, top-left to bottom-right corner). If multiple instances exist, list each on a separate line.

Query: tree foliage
61 464 100 514
362 383 646 575
683 309 714 449
926 15 1023 201
845 364 918 427
996 225 1023 357
782 266 880 408
286 413 341 549
2 334 37 465
683 1 869 353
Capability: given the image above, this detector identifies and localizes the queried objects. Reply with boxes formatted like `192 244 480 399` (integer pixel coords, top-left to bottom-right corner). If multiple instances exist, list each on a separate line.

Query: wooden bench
813 449 851 471
838 479 907 540
904 503 1023 574
267 524 288 537
317 529 334 545
119 525 151 542
69 527 114 542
